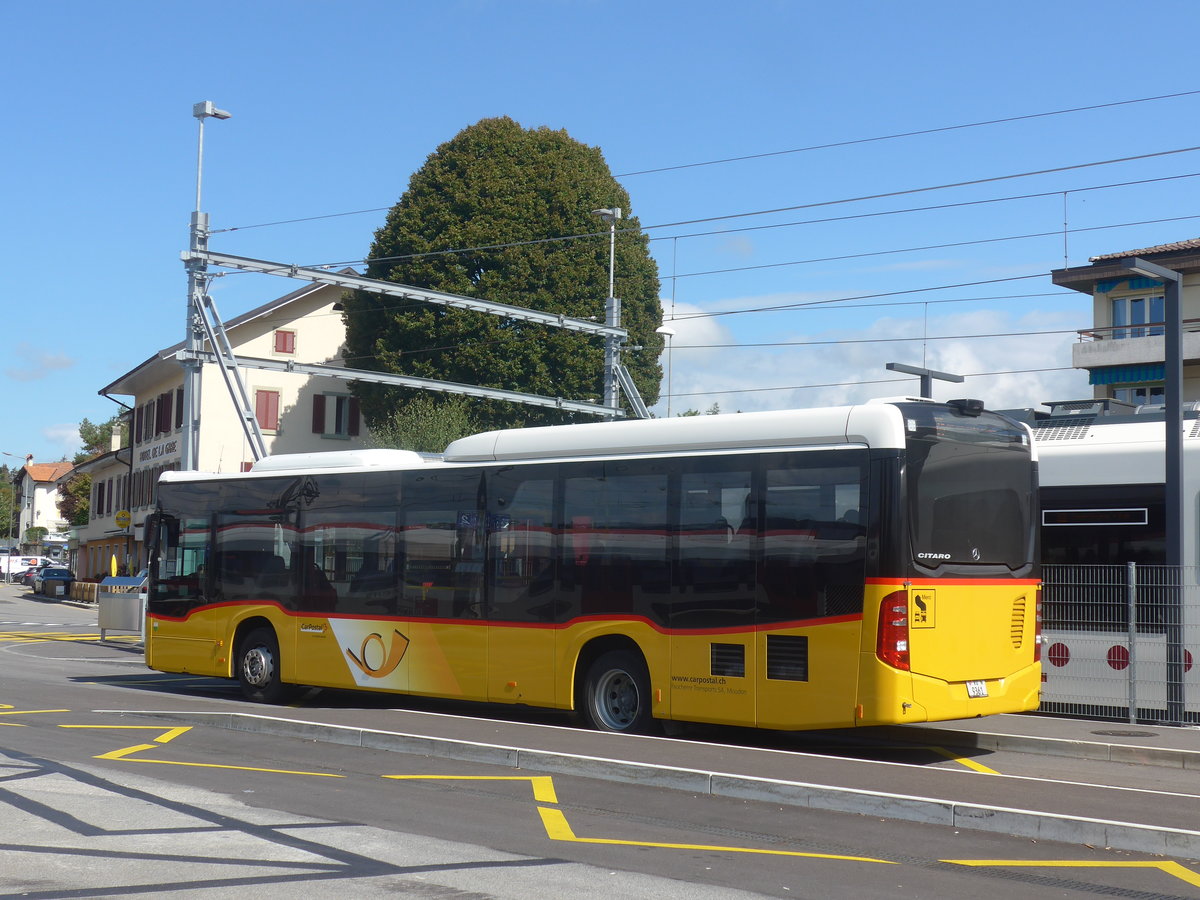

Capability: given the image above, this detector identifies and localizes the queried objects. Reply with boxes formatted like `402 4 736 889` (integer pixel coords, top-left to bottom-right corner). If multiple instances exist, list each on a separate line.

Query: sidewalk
111 703 1200 860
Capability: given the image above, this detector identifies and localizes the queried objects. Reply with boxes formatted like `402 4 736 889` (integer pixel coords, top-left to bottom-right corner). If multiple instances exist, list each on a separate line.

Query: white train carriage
1028 399 1200 721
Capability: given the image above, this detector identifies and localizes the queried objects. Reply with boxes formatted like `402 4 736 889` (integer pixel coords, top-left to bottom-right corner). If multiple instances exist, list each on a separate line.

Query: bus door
670 462 757 726
146 515 218 676
399 470 487 701
486 467 557 706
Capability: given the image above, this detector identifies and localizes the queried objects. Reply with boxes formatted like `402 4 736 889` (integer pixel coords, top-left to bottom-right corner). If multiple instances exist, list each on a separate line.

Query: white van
2 555 53 582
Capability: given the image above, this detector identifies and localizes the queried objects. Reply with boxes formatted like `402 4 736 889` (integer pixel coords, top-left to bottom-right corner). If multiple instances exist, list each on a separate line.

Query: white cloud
716 236 756 258
4 343 75 382
652 301 1090 417
41 424 81 460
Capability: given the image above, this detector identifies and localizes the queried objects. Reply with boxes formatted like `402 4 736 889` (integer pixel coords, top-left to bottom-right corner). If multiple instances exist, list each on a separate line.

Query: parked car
13 566 40 587
33 567 74 596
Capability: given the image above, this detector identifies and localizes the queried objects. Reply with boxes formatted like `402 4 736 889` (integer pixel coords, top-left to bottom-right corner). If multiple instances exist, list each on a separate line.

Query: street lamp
181 101 232 472
655 325 676 417
1120 255 1184 725
1 451 30 551
591 207 622 410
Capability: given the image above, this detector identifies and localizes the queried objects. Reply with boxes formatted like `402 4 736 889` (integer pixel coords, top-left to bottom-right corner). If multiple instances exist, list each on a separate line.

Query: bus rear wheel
237 627 287 704
580 650 654 734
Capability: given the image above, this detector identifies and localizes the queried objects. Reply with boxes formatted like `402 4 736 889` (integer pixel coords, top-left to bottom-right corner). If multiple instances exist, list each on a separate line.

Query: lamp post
1119 256 1184 725
1 451 29 551
884 362 964 399
591 207 622 411
181 101 232 472
655 325 676 417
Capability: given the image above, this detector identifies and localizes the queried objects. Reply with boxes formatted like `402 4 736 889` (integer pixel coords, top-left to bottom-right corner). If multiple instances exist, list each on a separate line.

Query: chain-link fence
1041 564 1198 724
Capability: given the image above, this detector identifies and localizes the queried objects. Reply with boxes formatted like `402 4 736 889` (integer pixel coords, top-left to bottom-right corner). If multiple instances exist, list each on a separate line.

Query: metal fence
1041 564 1198 725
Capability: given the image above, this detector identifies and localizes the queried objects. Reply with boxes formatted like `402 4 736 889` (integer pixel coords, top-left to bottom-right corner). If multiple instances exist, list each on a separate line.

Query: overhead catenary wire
664 329 1080 351
211 85 1200 240
615 89 1200 177
230 203 1189 332
212 151 1200 272
667 366 1080 399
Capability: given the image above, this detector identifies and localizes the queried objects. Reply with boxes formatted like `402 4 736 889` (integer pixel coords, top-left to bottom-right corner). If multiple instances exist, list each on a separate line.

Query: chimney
110 424 122 453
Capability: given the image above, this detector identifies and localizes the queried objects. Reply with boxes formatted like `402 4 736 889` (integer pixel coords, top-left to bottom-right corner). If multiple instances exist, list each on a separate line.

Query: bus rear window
901 405 1034 569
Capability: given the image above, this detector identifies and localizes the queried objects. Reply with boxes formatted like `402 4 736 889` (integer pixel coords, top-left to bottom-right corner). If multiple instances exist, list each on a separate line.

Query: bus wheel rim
594 668 639 730
244 647 275 687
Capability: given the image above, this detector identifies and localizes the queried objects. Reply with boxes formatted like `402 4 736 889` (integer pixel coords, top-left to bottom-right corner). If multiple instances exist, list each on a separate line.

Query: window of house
274 330 296 354
255 389 281 432
312 393 361 438
1112 385 1165 406
1110 295 1164 339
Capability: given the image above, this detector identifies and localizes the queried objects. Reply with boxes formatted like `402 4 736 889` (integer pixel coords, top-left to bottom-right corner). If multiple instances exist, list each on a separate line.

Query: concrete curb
106 708 1200 858
877 725 1200 771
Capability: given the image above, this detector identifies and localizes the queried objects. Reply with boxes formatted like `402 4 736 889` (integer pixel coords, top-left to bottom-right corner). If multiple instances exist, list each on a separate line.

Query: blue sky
4 0 1199 463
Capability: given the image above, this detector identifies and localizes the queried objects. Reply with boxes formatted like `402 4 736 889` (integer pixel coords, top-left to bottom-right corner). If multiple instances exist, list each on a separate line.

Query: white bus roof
442 404 910 463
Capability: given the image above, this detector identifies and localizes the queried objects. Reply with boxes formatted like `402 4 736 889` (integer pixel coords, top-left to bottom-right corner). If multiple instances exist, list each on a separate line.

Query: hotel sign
138 439 179 464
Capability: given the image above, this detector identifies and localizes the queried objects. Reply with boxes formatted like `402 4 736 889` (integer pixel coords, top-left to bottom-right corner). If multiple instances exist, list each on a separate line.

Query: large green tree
342 117 663 433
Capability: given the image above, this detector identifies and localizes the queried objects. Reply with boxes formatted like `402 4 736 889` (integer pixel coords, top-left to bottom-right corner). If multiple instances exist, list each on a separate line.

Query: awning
1088 363 1165 385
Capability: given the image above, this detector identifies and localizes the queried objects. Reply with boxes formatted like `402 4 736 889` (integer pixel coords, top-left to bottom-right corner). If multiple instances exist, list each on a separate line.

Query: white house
98 278 374 569
13 458 72 559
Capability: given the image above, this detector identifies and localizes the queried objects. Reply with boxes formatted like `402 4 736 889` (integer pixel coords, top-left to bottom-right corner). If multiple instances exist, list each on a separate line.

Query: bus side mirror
144 514 179 559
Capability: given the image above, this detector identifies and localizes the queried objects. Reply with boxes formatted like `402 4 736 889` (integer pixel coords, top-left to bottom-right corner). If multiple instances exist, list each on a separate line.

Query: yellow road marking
61 724 192 743
925 745 1000 775
54 718 1200 888
383 774 891 863
0 704 71 725
69 723 345 778
0 632 129 645
945 858 1200 889
536 806 894 863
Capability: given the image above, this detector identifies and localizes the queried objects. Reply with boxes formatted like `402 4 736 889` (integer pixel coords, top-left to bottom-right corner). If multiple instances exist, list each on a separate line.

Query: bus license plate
966 680 988 698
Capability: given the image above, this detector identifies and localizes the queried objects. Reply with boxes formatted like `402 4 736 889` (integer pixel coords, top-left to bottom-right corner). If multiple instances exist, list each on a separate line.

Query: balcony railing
1077 319 1200 342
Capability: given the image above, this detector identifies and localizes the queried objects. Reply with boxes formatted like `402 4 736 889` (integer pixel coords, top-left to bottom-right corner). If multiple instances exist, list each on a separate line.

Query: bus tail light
876 590 910 671
1034 587 1043 663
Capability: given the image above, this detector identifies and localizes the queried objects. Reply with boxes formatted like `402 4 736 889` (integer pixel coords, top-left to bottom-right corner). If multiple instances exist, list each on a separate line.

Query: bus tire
579 650 654 734
237 627 288 704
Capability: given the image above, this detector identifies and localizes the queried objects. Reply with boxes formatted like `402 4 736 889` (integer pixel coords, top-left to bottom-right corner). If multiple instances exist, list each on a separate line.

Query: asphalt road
1 583 1199 898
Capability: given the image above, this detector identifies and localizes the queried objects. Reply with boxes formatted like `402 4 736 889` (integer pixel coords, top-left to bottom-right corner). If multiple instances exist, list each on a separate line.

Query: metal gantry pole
180 102 231 472
593 208 622 410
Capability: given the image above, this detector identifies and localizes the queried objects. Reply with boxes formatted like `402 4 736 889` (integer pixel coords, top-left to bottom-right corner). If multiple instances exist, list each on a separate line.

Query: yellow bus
145 398 1042 732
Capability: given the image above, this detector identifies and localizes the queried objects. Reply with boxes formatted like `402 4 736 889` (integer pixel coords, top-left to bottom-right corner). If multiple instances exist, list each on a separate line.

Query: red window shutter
256 390 280 431
275 330 295 354
175 388 184 428
159 392 173 434
348 397 361 436
241 462 253 472
312 394 326 434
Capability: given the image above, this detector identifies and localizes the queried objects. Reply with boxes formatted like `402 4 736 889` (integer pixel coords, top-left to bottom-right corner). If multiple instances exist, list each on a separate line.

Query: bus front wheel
238 627 287 704
580 650 654 734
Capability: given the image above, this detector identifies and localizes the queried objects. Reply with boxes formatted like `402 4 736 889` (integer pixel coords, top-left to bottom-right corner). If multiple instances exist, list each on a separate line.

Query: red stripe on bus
865 577 1040 586
148 603 861 634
